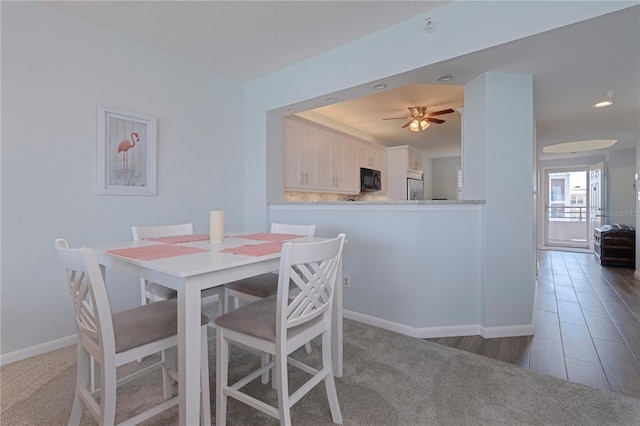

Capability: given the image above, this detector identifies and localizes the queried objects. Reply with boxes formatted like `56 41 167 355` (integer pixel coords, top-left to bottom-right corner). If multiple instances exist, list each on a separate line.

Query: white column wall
465 73 536 329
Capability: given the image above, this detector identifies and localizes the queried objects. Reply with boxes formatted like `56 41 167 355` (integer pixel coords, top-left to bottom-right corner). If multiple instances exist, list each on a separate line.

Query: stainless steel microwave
360 167 381 192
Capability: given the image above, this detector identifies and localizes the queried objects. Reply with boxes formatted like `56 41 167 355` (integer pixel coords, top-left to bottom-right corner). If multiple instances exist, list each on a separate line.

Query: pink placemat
147 234 210 244
220 241 284 257
107 244 209 260
234 232 302 242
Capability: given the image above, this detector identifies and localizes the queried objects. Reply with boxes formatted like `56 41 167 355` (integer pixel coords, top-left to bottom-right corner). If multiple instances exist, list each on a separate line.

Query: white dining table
90 233 343 426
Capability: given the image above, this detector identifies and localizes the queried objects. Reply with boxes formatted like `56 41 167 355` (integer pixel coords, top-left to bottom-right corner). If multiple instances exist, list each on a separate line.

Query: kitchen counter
269 199 485 205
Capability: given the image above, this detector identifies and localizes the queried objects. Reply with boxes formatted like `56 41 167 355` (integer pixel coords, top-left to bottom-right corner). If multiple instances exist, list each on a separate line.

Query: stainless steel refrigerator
407 177 424 200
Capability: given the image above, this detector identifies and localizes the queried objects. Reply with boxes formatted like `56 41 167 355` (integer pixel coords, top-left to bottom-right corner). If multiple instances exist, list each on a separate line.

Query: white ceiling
45 1 639 160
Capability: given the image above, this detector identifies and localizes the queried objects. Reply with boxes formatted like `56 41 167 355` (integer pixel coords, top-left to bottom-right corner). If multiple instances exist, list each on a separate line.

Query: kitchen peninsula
267 199 530 340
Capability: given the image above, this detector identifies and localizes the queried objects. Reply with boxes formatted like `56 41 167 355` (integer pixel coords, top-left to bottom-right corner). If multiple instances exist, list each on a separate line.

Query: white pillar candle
209 210 225 244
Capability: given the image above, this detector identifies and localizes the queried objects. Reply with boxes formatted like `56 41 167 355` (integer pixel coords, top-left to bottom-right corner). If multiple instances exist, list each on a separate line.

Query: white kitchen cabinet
386 145 423 200
283 118 321 190
284 117 362 194
407 146 423 174
358 145 385 171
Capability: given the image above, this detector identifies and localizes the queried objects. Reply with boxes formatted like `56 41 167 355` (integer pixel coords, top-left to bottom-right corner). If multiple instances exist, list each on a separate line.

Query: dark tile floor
426 250 640 399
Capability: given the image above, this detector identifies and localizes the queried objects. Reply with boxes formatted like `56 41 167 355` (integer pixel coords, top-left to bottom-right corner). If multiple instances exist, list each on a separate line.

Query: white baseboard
634 271 640 281
343 310 533 339
0 334 76 366
2 310 534 366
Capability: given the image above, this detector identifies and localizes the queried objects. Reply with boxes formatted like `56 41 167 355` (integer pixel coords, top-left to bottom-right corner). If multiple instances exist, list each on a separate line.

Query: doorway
543 167 589 249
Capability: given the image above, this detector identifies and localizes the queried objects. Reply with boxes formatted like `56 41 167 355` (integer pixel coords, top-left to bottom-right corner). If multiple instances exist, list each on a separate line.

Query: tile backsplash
284 191 391 202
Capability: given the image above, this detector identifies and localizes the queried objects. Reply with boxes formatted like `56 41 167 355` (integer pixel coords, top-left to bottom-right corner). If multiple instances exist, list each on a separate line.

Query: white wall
1 2 245 356
245 1 631 231
432 157 461 200
2 0 633 359
606 148 636 227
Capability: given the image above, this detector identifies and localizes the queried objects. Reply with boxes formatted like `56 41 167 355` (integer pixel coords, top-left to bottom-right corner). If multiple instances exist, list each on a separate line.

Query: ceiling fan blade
401 120 414 128
383 116 411 120
428 108 455 116
426 117 445 124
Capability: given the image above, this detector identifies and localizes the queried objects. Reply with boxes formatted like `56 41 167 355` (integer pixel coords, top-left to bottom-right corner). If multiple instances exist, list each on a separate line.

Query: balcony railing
548 205 587 222
547 205 588 245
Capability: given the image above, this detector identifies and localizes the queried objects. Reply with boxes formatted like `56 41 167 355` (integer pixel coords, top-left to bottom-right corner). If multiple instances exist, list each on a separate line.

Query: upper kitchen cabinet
358 144 386 172
386 145 424 200
284 117 321 189
283 116 361 194
407 146 423 174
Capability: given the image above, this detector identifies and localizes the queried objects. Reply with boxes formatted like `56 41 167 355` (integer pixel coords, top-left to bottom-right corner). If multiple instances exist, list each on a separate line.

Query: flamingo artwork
117 132 139 169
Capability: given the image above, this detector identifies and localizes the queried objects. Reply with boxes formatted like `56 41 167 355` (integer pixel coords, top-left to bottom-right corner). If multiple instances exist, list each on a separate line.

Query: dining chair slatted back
223 222 316 310
132 223 222 326
55 238 211 426
131 223 193 304
222 222 316 354
215 233 345 426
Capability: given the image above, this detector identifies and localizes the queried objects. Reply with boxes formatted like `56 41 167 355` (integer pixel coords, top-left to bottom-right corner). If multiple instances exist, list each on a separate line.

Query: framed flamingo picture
97 105 157 195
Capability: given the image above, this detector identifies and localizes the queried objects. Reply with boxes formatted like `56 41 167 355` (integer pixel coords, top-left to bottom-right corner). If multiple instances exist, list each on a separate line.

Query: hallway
427 250 640 398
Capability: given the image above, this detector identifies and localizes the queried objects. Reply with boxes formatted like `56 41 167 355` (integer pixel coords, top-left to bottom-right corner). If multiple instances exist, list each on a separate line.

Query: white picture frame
97 105 157 195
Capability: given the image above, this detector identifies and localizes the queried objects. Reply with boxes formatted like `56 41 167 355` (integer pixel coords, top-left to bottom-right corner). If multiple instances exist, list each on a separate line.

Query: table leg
332 260 343 377
178 284 203 425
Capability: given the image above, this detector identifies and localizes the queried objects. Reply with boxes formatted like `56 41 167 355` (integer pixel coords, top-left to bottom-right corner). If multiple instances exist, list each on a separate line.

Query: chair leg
304 342 312 354
322 332 342 424
260 352 271 385
216 329 229 426
69 344 89 426
100 358 117 425
163 347 177 399
275 350 292 426
200 327 212 426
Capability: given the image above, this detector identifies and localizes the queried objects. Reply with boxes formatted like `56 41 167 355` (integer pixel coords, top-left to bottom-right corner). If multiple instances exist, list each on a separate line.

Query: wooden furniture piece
593 224 635 268
215 234 346 426
55 238 211 426
89 233 344 426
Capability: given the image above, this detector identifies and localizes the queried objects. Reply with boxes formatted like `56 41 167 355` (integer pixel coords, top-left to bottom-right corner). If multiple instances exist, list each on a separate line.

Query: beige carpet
2 319 640 425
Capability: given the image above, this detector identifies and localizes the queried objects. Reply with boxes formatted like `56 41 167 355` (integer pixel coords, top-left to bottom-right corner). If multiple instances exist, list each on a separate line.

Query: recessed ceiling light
325 97 337 103
437 74 453 82
286 108 297 112
372 83 387 90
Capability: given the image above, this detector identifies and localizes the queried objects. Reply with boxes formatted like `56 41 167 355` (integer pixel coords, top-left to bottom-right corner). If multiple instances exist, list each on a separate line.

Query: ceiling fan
383 106 455 132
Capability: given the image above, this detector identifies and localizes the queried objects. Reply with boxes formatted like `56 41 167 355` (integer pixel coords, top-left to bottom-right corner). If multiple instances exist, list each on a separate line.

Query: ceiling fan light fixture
594 90 615 108
409 120 420 132
420 120 430 130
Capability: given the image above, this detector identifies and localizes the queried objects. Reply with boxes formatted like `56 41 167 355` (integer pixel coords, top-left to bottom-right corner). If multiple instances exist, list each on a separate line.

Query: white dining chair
132 223 223 322
223 222 316 311
131 223 193 304
215 233 345 426
55 238 211 426
223 223 316 354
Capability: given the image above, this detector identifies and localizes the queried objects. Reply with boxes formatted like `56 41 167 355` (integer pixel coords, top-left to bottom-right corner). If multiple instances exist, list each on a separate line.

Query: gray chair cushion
223 273 279 298
112 300 208 353
145 282 178 299
214 295 321 342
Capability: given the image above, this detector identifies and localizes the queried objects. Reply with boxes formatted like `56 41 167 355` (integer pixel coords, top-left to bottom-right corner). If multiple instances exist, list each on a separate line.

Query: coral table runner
107 244 209 261
234 232 302 242
220 241 284 257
